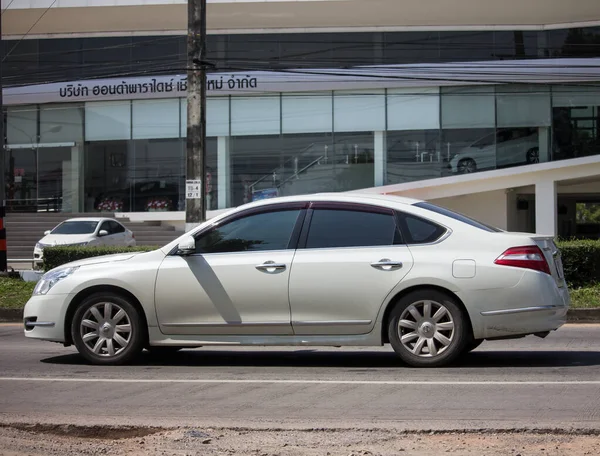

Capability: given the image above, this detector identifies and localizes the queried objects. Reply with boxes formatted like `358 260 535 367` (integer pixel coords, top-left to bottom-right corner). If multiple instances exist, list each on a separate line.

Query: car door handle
371 259 403 270
255 262 287 272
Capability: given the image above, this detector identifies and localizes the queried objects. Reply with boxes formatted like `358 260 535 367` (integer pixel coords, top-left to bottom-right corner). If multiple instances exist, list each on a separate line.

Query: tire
457 158 477 174
464 339 483 353
387 289 470 367
71 292 146 365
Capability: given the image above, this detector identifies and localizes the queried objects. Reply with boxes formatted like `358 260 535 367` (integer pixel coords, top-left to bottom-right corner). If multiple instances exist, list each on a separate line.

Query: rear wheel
71 293 145 365
388 290 469 367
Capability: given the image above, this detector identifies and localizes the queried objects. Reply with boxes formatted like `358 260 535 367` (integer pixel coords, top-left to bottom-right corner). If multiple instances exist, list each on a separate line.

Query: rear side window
413 202 502 232
399 213 447 244
306 209 401 249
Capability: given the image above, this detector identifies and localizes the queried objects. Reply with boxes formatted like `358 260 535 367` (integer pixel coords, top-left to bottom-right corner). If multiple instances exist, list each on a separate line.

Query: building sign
4 58 600 106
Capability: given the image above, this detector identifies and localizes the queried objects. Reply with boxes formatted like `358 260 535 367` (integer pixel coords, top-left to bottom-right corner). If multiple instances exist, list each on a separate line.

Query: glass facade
4 83 600 213
3 27 600 87
2 25 600 213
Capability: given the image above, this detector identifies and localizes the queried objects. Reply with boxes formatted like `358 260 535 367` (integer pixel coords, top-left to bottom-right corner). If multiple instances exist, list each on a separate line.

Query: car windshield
51 221 99 235
413 202 503 233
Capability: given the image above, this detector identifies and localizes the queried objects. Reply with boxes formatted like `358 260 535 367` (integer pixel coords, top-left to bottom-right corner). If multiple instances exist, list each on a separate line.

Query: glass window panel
180 97 230 137
196 209 301 253
387 88 440 131
132 99 179 139
282 92 332 134
306 209 397 249
7 106 37 145
386 130 445 185
444 128 496 174
231 96 280 136
383 32 440 65
85 101 131 141
84 140 133 212
496 85 551 127
441 86 495 129
333 90 385 133
40 104 84 143
552 86 600 108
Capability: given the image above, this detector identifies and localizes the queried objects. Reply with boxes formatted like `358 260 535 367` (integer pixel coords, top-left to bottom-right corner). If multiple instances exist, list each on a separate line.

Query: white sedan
23 193 569 367
34 218 136 268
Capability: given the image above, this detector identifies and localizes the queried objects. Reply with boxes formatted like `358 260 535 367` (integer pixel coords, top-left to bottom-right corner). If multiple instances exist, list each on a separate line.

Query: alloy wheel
397 300 455 358
79 302 132 357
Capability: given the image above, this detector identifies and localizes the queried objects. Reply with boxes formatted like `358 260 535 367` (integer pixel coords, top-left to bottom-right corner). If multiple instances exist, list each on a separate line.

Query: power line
1 0 16 15
2 0 58 63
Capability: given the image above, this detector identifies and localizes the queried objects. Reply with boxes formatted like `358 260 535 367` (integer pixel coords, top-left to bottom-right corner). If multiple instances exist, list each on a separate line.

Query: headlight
35 243 45 250
33 267 79 296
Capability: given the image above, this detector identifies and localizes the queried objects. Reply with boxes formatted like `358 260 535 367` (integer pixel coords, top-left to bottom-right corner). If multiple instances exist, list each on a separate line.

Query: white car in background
450 128 540 174
23 193 569 368
34 218 136 268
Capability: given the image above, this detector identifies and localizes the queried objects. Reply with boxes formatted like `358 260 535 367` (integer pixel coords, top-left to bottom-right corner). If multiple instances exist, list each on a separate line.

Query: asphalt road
1 323 600 431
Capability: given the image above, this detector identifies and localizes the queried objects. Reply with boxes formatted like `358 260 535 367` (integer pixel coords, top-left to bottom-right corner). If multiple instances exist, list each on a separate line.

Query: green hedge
43 245 159 272
556 240 600 289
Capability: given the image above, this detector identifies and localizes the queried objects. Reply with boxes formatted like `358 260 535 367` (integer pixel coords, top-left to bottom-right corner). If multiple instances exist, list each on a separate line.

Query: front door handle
371 259 403 270
255 261 287 272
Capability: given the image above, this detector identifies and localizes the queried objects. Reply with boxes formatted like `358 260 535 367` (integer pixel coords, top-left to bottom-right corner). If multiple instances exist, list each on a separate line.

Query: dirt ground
1 425 599 456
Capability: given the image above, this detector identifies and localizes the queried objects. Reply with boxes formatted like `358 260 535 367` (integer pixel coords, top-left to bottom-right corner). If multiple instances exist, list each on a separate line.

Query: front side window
196 209 302 254
51 221 98 235
306 209 400 249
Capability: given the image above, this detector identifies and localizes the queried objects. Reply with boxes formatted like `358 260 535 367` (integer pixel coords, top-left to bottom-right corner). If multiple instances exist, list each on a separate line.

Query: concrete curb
2 307 600 324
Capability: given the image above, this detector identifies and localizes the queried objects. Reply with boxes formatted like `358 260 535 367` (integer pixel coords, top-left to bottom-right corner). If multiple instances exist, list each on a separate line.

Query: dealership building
2 0 600 236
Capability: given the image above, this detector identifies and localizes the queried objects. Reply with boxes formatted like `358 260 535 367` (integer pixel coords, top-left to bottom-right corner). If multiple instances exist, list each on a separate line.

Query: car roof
61 217 119 223
235 192 423 211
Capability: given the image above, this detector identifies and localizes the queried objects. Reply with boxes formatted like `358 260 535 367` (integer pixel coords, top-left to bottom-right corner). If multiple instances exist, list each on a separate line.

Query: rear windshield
51 221 99 235
413 202 503 233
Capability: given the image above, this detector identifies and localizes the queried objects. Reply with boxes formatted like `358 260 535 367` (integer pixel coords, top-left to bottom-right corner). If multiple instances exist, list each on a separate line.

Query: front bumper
23 293 73 343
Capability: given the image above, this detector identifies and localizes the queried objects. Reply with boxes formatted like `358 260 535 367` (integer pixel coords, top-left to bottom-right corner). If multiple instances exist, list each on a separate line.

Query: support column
71 145 83 212
217 136 231 209
535 179 557 237
538 127 550 163
374 131 387 187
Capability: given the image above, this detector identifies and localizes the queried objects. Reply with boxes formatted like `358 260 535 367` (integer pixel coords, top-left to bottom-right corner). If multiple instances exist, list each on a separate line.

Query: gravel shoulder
1 425 600 456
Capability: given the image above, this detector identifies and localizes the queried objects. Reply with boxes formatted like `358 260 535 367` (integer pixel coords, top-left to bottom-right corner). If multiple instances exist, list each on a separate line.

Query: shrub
556 239 600 288
43 245 159 272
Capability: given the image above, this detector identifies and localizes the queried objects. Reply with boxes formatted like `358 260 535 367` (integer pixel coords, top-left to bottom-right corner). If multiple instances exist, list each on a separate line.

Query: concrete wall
430 190 509 230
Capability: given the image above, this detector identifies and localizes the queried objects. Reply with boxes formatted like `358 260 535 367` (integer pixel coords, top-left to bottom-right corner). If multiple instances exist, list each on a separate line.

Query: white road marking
0 377 599 385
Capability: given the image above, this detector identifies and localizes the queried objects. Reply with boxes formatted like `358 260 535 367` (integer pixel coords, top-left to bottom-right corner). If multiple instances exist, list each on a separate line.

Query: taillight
494 246 551 275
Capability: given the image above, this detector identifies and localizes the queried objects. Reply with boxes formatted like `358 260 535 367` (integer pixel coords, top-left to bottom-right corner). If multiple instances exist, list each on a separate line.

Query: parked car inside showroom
450 128 540 174
34 218 136 269
23 193 569 367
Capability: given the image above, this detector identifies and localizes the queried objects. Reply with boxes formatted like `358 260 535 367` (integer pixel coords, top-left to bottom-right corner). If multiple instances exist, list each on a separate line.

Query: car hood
38 234 95 246
59 252 145 269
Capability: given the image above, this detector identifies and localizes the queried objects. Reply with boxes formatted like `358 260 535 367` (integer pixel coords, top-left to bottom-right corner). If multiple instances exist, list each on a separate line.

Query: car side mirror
177 235 196 256
98 230 109 237
44 230 51 236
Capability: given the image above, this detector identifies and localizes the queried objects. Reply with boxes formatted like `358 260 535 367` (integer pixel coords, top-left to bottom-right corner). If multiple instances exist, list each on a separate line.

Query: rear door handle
371 259 403 270
256 261 287 272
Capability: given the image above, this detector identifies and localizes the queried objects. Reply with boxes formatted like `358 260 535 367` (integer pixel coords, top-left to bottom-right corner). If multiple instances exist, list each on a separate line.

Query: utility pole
0 14 7 273
185 0 207 232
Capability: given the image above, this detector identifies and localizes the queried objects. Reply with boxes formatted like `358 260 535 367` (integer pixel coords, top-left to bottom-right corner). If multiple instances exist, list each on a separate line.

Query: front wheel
71 293 145 365
388 290 469 367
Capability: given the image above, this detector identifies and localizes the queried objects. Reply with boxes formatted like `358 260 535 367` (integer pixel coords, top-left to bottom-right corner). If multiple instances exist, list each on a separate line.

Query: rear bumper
459 272 570 340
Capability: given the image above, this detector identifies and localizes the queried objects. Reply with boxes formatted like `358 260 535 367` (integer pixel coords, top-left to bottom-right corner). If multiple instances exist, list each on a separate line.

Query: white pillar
217 136 231 209
374 131 387 187
538 127 550 163
71 145 83 212
535 179 557 236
